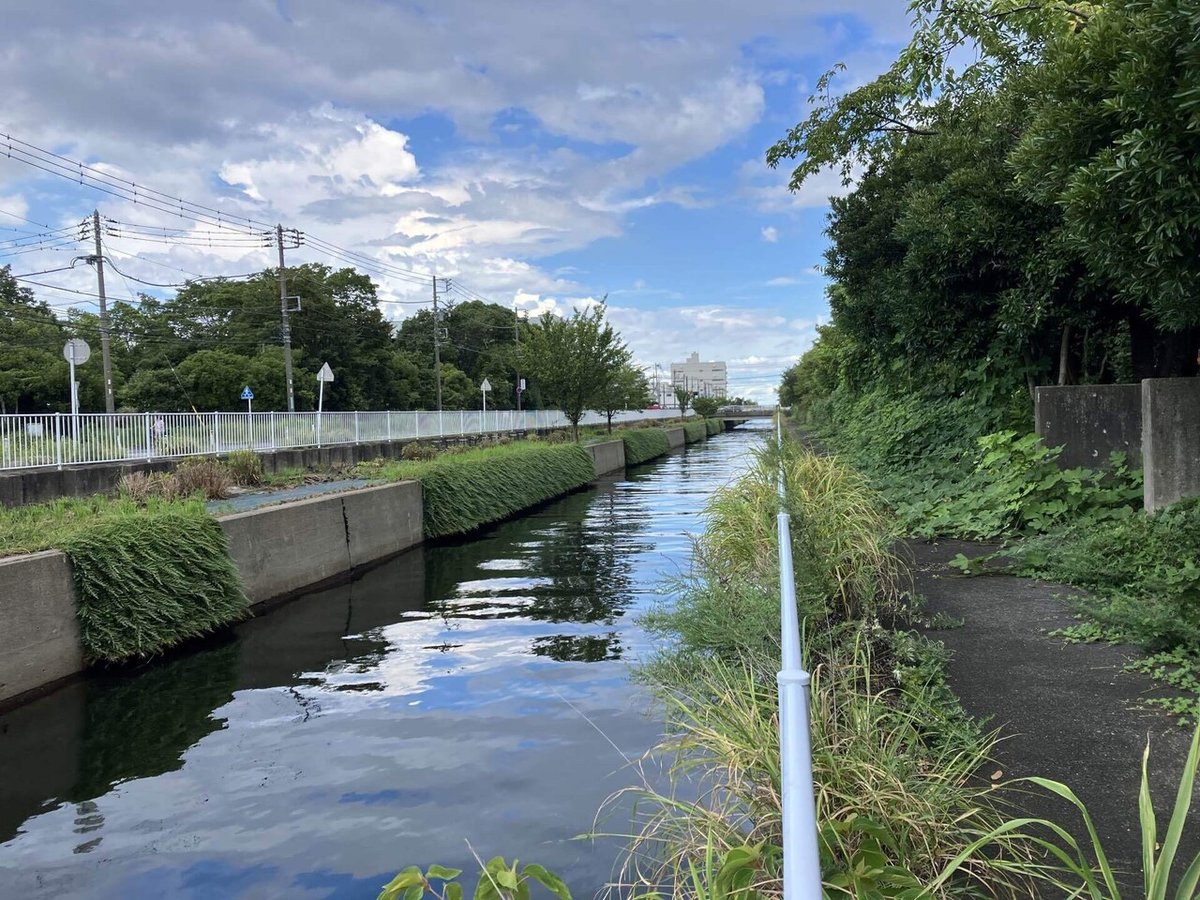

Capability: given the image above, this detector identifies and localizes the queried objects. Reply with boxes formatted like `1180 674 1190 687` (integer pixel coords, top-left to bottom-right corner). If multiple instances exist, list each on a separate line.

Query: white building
671 351 727 403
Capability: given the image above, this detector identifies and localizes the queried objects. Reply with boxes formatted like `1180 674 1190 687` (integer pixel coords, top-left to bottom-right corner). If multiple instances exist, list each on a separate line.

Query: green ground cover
620 427 670 465
682 420 707 443
359 441 596 539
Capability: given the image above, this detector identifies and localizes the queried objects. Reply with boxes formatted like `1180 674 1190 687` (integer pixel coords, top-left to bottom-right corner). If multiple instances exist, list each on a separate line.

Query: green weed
621 428 671 465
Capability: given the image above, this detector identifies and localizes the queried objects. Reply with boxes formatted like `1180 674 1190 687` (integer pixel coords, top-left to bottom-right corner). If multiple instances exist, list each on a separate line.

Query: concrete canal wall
584 439 625 476
1142 378 1200 513
0 426 705 707
665 427 686 449
0 551 82 705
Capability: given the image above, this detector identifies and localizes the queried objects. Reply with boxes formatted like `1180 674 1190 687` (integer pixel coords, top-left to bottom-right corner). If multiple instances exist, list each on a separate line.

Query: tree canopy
777 0 1199 414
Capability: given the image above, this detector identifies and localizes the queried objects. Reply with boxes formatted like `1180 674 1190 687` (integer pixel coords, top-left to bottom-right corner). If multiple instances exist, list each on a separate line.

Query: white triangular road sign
317 362 335 382
480 378 492 392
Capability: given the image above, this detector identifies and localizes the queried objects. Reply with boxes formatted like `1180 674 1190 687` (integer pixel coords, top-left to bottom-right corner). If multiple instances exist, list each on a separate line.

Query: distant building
671 351 727 403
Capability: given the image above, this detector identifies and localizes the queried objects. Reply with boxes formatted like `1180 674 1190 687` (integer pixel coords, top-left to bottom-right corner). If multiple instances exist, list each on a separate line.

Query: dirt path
910 538 1199 893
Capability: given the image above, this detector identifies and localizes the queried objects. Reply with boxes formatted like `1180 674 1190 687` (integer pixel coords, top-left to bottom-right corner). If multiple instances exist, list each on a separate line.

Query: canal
0 426 765 899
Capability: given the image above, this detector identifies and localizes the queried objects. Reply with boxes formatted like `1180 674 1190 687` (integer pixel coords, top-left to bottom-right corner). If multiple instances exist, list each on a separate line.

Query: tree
691 396 720 418
673 385 692 416
594 363 651 432
521 304 628 440
0 266 69 413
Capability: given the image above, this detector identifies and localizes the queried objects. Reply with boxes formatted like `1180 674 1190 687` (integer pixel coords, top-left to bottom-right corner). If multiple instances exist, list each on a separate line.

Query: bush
174 457 235 500
538 428 573 444
621 428 670 465
705 418 721 436
373 442 597 539
118 471 157 503
683 420 707 443
401 440 439 461
225 450 263 486
63 510 248 662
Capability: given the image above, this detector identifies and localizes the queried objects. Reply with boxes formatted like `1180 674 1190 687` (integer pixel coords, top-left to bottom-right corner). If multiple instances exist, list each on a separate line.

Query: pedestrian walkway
911 538 1199 893
206 478 369 514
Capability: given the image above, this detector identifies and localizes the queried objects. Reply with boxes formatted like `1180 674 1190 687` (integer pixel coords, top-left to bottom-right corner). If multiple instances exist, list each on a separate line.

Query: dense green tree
0 266 69 413
593 363 652 432
521 304 628 439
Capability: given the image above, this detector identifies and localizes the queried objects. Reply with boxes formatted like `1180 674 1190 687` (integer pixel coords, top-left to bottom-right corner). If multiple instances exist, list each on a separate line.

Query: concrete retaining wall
1034 385 1143 468
585 440 625 476
0 551 82 705
219 481 423 606
664 427 686 449
1142 378 1200 513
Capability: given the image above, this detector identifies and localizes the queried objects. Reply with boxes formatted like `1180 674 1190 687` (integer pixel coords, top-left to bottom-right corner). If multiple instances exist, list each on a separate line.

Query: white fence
0 408 688 472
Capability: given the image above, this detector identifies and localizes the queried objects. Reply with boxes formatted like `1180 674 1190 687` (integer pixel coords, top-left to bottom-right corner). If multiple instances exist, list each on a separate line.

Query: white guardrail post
775 411 823 899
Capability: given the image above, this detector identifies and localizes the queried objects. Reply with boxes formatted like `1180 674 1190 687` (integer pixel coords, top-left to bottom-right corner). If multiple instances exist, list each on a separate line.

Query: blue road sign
240 386 254 400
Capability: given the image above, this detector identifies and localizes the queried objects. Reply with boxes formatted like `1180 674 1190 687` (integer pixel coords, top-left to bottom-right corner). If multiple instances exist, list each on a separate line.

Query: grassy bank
0 494 247 662
705 418 721 437
621 428 670 465
359 441 596 539
617 432 1129 898
683 420 707 443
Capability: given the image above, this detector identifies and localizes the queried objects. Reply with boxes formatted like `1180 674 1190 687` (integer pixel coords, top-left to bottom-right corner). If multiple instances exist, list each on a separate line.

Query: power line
1 133 274 233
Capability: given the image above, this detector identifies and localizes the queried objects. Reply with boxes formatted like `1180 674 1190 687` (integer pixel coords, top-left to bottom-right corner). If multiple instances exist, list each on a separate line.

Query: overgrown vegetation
359 441 596 539
65 511 247 662
613 431 1200 897
621 428 670 466
705 418 720 437
620 435 1049 897
0 494 248 661
682 421 707 444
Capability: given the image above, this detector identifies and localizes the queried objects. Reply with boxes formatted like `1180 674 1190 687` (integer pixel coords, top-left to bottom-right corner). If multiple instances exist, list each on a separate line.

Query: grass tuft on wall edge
621 428 671 465
62 511 249 664
372 442 597 539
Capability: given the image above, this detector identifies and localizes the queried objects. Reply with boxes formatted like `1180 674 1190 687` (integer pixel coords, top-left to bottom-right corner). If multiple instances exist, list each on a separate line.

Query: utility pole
432 275 444 411
276 224 295 412
90 211 115 412
514 307 522 411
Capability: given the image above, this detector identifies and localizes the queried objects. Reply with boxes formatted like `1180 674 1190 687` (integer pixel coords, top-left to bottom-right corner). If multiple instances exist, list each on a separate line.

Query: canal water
0 427 765 899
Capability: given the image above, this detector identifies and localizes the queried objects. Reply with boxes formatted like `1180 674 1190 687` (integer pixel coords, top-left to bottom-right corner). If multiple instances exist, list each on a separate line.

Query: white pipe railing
0 407 690 472
775 411 823 898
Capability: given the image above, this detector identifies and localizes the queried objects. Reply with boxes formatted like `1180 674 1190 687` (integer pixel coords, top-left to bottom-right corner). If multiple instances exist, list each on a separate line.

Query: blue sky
0 1 911 403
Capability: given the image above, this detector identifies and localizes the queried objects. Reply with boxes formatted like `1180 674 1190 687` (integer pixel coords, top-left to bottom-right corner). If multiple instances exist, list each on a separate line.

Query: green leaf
427 866 463 882
521 864 571 900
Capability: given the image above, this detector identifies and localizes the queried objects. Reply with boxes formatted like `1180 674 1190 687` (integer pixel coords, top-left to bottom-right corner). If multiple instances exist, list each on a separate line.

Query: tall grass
623 433 1077 898
705 419 721 437
683 421 708 444
367 441 596 539
622 428 671 465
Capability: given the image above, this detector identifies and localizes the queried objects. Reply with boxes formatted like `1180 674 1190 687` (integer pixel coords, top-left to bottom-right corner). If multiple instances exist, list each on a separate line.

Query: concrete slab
0 551 81 705
1142 377 1200 511
341 481 423 569
585 439 625 476
664 427 686 449
1035 384 1142 468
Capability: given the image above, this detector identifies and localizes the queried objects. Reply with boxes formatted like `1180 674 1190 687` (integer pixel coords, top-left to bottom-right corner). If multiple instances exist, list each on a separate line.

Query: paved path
911 538 1199 893
206 478 370 514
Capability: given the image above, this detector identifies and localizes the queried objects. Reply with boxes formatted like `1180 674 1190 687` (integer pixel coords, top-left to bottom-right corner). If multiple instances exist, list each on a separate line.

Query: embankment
0 428 703 707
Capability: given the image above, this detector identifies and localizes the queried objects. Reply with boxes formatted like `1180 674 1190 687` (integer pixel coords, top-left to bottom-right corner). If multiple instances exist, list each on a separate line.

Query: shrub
538 428 573 444
173 457 235 500
706 418 721 436
622 428 670 465
118 471 157 503
401 440 439 461
374 442 597 539
225 450 263 486
63 510 248 663
683 421 708 443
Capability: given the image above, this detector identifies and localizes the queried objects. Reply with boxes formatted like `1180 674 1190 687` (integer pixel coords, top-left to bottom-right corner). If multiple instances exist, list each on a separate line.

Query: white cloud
761 226 778 243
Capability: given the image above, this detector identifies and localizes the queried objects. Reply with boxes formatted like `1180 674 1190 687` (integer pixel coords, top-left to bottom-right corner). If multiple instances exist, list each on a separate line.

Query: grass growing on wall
63 511 248 663
705 418 721 436
621 428 670 465
0 496 249 663
364 442 596 539
683 420 708 443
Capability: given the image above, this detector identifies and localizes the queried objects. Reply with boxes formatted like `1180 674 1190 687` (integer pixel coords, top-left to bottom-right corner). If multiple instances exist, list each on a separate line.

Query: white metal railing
0 408 689 471
774 411 822 898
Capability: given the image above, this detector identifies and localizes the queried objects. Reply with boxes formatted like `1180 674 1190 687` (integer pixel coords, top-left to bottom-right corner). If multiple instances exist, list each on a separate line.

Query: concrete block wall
664 427 686 449
219 481 424 606
1142 378 1200 513
585 439 625 477
1034 385 1143 468
0 551 82 705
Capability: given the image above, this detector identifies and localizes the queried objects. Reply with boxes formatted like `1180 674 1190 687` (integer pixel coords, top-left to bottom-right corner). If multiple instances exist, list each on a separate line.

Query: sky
0 1 911 405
